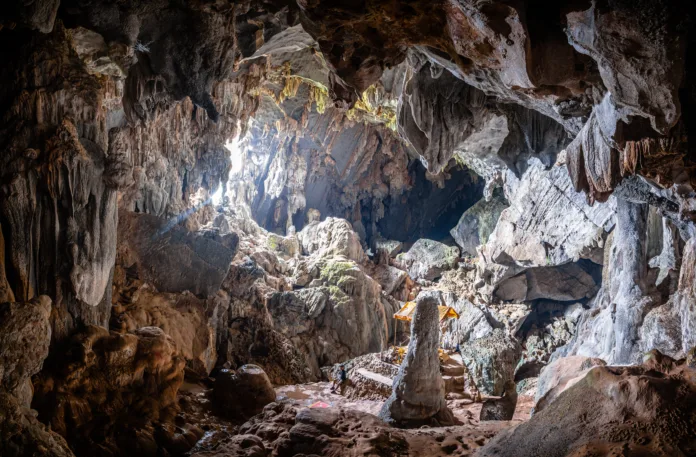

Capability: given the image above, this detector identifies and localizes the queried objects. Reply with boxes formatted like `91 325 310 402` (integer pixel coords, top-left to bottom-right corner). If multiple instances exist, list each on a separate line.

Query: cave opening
376 161 484 245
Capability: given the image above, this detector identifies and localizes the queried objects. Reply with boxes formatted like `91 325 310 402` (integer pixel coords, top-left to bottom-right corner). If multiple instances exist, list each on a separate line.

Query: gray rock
372 264 407 295
379 295 454 426
451 191 508 257
298 218 367 263
119 211 238 297
460 329 522 397
395 239 459 281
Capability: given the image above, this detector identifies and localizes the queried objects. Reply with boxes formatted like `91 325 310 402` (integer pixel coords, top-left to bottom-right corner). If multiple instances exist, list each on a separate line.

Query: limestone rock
480 380 517 421
118 211 238 297
451 191 508 257
420 290 494 348
371 264 407 295
111 284 219 377
379 295 454 426
0 296 52 406
534 356 607 413
395 239 460 281
32 326 189 457
481 160 615 280
213 365 276 420
0 391 74 457
298 218 367 264
460 329 522 397
480 354 696 457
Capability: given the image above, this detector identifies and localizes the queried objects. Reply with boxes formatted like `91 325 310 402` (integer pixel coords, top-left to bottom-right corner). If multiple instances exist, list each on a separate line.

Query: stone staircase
441 354 467 397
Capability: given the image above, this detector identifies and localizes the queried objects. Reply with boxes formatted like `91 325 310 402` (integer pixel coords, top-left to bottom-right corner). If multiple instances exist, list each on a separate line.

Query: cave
2 1 696 457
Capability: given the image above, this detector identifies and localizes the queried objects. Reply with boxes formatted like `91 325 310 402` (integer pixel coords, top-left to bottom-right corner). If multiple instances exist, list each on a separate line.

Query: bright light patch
225 137 243 175
211 186 223 206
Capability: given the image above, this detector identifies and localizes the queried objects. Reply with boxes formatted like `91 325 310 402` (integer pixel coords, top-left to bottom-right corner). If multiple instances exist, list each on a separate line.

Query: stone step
355 368 393 386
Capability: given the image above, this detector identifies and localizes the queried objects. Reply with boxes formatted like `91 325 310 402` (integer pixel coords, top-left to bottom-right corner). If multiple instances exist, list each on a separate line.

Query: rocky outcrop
451 191 508 257
459 329 522 397
534 355 607 413
0 296 52 406
379 295 454 426
395 239 460 282
212 365 276 420
297 218 366 263
118 211 239 297
32 326 191 457
480 352 696 457
0 391 74 457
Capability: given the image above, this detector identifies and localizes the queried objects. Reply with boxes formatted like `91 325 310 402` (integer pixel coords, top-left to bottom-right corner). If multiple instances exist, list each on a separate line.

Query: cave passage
377 162 484 244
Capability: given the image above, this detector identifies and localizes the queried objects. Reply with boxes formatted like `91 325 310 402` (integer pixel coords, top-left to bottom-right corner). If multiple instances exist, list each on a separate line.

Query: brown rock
212 365 276 420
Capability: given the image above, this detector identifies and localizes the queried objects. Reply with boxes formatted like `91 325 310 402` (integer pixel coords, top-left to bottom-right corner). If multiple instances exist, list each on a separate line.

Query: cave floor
275 381 534 426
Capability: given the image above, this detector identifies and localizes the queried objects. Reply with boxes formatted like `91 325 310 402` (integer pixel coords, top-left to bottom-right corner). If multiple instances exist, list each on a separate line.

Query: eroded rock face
379 295 454 426
118 211 238 297
0 296 52 406
32 326 190 457
0 391 74 457
459 329 522 397
395 239 460 282
480 352 696 457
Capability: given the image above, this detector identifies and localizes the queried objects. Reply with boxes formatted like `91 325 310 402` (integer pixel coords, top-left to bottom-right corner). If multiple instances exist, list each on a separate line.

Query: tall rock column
379 295 454 426
611 198 653 364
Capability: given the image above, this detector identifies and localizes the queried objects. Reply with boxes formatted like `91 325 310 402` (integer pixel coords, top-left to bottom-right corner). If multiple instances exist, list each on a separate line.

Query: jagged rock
266 257 397 377
371 264 407 295
419 290 494 348
451 191 508 257
395 239 459 281
480 353 696 457
534 356 607 413
32 326 190 457
563 199 660 364
379 295 454 426
298 218 367 263
0 391 75 457
460 329 522 397
110 284 219 377
495 262 600 302
480 160 615 289
480 380 517 421
677 238 696 353
212 365 276 420
118 211 238 297
0 296 52 406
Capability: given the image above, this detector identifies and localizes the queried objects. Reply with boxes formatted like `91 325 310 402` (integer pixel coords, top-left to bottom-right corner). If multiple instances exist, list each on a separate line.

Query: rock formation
212 365 276 420
2 1 696 456
379 295 454 426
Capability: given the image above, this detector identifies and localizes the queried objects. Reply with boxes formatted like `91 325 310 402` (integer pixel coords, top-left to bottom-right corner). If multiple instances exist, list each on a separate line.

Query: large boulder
451 191 508 257
395 239 459 281
534 355 606 413
494 261 600 302
213 365 276 420
297 218 367 263
0 296 52 406
379 295 454 426
479 353 696 457
118 211 239 297
459 329 522 397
